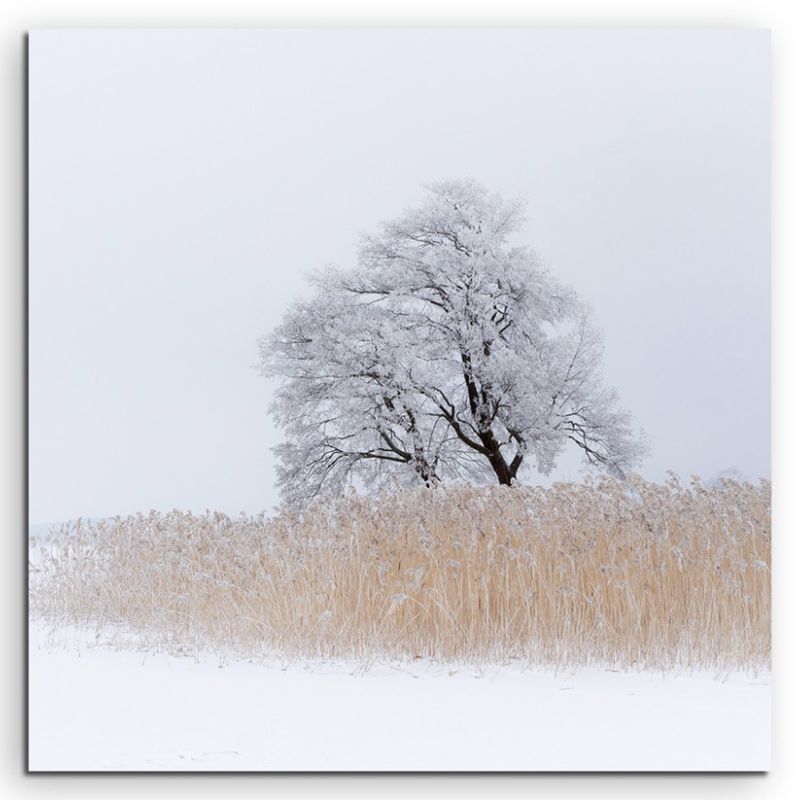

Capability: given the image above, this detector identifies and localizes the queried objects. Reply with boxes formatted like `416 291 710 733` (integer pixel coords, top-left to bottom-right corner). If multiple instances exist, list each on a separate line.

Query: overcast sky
29 29 770 523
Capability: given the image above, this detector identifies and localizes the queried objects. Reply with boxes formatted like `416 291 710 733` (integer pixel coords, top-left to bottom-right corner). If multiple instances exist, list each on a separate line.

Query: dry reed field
29 475 770 669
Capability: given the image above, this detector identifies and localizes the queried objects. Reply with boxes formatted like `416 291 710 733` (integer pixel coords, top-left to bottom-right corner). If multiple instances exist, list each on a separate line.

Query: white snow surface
28 624 770 772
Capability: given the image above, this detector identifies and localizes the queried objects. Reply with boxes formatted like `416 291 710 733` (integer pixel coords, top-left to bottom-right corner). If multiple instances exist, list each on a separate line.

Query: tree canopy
259 180 646 504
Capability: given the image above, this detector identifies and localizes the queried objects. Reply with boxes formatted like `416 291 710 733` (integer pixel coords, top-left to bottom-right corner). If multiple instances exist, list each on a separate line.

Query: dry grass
29 475 770 669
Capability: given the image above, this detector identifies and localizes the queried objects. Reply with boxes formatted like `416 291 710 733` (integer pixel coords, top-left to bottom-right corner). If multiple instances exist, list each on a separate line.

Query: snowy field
28 623 770 772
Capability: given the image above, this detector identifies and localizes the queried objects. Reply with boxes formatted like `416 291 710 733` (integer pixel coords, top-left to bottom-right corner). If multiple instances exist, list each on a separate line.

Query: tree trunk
487 447 513 485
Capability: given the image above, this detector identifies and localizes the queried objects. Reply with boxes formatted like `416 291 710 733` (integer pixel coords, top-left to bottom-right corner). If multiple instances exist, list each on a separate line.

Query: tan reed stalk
29 474 771 669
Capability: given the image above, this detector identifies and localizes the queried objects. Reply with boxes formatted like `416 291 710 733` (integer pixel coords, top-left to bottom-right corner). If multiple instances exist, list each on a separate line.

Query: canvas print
28 29 771 772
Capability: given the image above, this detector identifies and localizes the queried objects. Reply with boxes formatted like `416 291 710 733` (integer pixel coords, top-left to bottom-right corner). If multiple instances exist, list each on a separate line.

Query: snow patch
28 623 770 771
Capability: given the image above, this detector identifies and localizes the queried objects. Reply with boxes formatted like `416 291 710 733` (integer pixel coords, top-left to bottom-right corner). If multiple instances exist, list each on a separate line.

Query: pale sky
29 29 770 523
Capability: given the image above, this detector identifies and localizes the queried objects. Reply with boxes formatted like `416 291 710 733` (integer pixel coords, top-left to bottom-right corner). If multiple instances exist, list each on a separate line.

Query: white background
2 1 799 799
28 28 769 524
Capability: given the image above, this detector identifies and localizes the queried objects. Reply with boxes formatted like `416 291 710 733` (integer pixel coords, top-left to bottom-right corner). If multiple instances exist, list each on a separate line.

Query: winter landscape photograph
28 29 770 772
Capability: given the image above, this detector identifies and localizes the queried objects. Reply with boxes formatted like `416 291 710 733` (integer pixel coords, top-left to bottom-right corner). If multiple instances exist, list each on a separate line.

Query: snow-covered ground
28 623 770 772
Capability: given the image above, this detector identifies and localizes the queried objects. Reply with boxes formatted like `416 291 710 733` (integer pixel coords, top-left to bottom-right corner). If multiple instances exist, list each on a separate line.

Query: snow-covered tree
259 180 647 504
